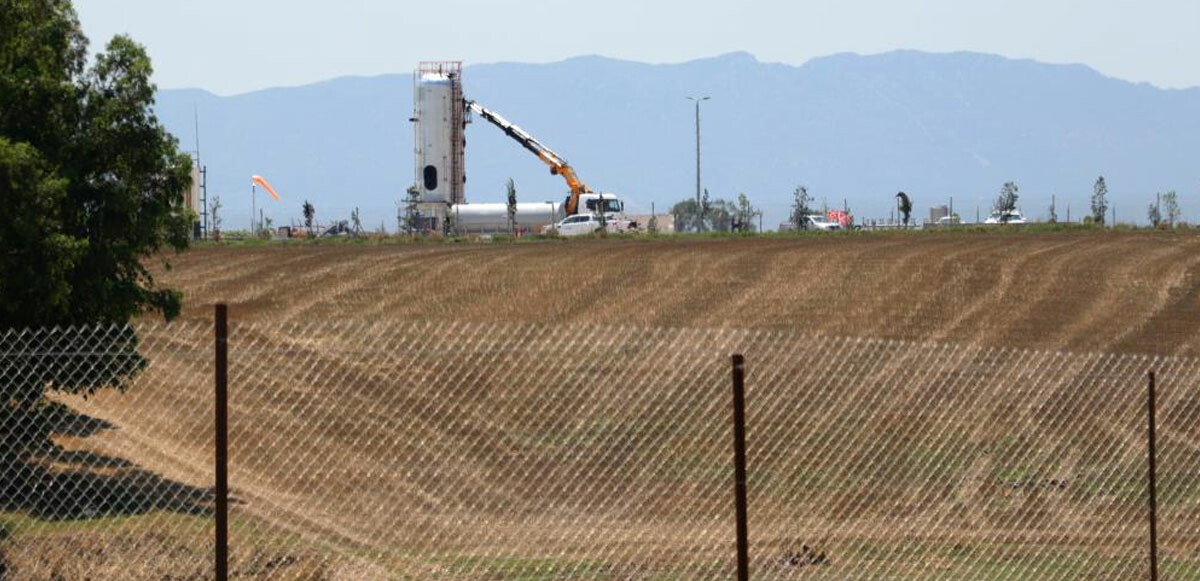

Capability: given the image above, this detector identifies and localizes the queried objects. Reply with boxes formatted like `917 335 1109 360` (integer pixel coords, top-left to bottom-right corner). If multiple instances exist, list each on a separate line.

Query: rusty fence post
215 304 229 581
1147 370 1158 581
731 354 749 581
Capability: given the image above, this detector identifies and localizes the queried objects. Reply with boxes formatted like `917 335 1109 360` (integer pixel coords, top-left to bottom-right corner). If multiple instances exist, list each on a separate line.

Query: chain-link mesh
0 323 215 579
2 321 1199 579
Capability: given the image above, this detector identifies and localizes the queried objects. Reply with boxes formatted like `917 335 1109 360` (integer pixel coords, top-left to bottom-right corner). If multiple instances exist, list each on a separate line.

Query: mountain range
155 51 1200 230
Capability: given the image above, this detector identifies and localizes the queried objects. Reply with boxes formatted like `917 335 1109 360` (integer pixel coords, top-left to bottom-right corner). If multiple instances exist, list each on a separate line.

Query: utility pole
250 182 257 234
687 96 710 220
200 165 208 239
193 105 207 240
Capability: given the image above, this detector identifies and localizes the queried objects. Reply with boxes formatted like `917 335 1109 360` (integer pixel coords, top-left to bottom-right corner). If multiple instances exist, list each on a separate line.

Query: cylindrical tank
416 72 454 203
450 202 564 234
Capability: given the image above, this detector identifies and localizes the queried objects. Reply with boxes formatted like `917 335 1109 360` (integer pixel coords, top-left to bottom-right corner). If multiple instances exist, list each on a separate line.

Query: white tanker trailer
449 202 561 234
449 192 634 235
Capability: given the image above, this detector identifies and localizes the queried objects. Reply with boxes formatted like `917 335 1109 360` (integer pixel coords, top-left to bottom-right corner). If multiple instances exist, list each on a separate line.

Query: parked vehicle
778 215 843 231
984 210 1027 225
805 215 842 231
545 213 638 237
827 209 855 228
450 193 630 235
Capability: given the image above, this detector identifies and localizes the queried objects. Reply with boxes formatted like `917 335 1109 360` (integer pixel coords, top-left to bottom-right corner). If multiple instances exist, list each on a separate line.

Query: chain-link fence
2 319 1199 580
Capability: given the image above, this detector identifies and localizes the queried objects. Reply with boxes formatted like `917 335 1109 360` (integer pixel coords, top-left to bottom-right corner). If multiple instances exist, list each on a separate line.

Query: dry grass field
154 230 1200 355
6 230 1200 580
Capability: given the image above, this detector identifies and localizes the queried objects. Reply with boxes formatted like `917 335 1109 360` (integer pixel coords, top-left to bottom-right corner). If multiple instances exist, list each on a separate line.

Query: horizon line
158 49 1198 98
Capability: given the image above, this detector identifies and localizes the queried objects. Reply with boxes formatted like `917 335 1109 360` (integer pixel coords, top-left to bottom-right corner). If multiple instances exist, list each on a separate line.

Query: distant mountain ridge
155 51 1200 230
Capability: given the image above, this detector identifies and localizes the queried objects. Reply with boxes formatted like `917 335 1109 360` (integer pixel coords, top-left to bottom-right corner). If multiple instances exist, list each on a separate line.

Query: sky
76 0 1200 95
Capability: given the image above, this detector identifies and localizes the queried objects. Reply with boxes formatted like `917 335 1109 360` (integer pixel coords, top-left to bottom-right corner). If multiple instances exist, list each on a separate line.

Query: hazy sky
76 0 1198 95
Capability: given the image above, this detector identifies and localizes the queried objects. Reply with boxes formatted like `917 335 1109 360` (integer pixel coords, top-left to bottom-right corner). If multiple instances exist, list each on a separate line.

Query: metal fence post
215 304 229 581
731 354 749 581
1147 370 1158 581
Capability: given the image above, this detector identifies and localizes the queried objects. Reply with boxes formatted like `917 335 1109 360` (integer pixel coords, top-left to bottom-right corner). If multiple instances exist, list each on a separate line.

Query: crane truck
461 101 636 235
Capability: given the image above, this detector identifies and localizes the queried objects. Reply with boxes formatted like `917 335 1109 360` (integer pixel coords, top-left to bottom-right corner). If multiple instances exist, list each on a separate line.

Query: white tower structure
413 62 466 205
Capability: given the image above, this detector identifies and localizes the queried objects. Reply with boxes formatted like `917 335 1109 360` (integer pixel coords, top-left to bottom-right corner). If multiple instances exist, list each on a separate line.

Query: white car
546 214 636 237
804 215 842 231
984 210 1027 225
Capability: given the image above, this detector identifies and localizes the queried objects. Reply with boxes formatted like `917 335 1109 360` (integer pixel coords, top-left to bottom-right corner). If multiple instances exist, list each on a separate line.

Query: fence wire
2 321 1199 580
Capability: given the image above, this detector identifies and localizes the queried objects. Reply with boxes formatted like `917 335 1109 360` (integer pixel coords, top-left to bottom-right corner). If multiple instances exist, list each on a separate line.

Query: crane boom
467 101 592 215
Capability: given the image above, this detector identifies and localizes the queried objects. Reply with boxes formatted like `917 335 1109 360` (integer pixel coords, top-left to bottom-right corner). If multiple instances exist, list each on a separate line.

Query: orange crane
467 101 593 215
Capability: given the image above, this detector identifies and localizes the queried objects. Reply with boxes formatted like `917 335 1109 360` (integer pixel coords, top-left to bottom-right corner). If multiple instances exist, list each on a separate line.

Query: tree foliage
401 185 420 235
706 199 736 232
350 207 363 237
0 139 82 326
895 192 913 226
1091 176 1108 226
671 191 739 232
993 181 1019 222
1 11 192 329
733 192 760 232
791 186 813 230
1162 191 1181 227
1 0 193 464
506 178 517 235
210 195 223 240
675 188 719 232
302 200 316 235
670 198 703 232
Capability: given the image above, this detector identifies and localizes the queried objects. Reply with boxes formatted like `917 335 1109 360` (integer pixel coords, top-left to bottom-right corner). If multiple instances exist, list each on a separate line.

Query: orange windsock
251 175 281 201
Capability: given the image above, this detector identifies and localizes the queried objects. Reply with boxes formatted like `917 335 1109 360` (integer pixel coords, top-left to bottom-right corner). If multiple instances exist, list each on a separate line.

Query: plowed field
156 230 1200 355
10 230 1200 580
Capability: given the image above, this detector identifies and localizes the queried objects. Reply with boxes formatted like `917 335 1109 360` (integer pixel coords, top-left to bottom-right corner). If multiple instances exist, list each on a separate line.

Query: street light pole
687 96 710 213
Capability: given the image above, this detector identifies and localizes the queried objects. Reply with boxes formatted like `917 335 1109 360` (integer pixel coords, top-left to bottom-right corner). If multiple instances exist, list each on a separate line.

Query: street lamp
687 96 710 212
